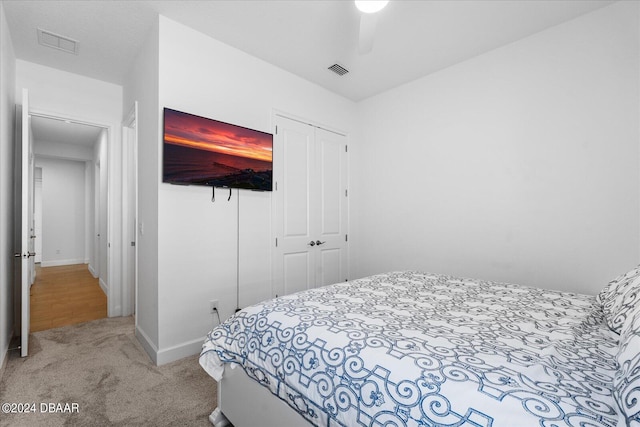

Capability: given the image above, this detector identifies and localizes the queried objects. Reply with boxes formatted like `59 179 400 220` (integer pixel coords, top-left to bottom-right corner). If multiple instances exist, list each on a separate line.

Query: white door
314 127 348 287
273 117 314 296
272 115 348 297
16 88 34 357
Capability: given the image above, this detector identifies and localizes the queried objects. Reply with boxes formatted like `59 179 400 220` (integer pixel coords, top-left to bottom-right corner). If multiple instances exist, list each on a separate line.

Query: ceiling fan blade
358 13 378 55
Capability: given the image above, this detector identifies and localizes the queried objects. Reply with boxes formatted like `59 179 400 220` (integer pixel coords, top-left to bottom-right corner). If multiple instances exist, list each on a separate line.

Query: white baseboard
135 328 203 367
0 344 7 383
41 258 86 267
0 330 14 383
99 278 108 296
135 325 158 365
87 264 97 278
157 336 205 366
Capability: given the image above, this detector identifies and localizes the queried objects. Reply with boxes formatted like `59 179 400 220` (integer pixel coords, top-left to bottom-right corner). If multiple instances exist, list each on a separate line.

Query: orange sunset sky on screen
164 109 272 162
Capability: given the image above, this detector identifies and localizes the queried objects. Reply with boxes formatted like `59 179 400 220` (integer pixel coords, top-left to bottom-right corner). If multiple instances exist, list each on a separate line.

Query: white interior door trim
273 110 348 137
28 107 121 318
121 101 138 320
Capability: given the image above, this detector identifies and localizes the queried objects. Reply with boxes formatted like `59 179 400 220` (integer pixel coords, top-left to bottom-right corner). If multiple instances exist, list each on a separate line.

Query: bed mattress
200 271 621 426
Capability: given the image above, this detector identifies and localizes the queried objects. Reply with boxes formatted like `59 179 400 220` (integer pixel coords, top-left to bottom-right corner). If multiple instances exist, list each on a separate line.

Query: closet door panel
283 134 311 237
317 130 343 235
283 251 313 296
317 247 343 287
315 128 348 285
273 116 316 297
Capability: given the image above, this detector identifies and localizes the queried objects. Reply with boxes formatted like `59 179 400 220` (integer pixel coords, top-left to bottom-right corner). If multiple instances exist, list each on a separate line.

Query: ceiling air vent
37 28 79 55
328 63 349 76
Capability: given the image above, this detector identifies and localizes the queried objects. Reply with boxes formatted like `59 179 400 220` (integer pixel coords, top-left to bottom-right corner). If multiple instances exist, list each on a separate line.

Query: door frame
121 102 138 319
28 107 121 317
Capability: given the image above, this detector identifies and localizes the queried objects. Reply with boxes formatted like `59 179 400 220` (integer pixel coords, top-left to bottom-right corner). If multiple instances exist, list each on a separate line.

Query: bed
199 269 640 427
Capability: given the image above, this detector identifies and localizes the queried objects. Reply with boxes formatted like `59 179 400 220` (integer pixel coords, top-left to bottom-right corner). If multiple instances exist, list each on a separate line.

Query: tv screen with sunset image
162 108 273 191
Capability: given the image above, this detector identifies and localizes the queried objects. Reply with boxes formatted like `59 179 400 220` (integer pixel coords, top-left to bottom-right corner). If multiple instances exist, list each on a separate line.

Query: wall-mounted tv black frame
162 108 273 191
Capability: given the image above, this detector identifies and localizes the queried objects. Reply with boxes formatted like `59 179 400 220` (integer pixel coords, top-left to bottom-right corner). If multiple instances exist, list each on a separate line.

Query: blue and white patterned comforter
199 271 621 426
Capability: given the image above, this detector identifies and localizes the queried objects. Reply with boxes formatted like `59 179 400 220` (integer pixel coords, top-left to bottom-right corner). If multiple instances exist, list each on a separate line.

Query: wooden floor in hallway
30 264 107 332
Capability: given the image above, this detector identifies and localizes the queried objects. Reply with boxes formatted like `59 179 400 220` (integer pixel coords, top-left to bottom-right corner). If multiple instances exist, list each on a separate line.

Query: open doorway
29 114 109 331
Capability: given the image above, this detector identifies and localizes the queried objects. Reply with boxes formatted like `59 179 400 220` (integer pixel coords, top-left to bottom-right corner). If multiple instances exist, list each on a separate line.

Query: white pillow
597 265 640 335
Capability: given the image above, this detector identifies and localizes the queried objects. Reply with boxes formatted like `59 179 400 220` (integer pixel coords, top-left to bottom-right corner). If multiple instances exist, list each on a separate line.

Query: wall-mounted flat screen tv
162 108 273 191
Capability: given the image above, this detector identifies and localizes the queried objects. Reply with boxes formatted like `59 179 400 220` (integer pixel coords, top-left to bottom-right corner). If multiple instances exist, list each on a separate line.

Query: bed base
210 365 310 427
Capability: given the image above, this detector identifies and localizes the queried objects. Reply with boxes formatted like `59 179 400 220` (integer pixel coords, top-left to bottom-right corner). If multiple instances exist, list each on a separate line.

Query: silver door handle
315 240 326 246
28 252 36 258
308 241 316 246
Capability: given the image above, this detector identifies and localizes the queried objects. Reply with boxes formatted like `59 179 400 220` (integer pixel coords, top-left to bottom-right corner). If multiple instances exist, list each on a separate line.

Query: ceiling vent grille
328 63 349 76
37 28 79 55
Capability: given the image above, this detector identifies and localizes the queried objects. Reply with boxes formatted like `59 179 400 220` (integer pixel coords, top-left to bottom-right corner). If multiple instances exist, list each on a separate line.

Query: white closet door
273 116 315 297
314 127 348 287
273 115 348 297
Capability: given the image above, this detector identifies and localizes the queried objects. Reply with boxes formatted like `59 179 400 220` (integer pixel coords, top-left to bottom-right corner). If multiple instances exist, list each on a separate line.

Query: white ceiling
31 115 103 147
4 0 614 102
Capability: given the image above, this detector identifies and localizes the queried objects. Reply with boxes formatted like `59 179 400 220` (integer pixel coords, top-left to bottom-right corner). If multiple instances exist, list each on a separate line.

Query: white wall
33 138 98 268
16 61 123 124
35 157 86 266
0 0 16 372
34 140 93 161
122 19 160 361
153 16 357 364
352 1 640 295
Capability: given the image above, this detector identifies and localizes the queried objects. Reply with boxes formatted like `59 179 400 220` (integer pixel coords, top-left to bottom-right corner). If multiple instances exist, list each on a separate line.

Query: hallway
30 264 107 332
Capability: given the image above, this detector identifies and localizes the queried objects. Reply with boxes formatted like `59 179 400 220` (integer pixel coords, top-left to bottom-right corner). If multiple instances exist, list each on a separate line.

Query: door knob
308 241 316 246
315 240 326 246
28 252 36 258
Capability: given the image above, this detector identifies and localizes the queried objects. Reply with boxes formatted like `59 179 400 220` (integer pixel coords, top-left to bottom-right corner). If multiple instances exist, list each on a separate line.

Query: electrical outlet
209 299 219 313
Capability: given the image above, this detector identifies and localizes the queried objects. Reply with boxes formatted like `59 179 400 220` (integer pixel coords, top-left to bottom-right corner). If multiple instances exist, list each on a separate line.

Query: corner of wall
135 325 158 365
137 326 204 366
156 337 205 366
122 14 160 355
0 347 8 383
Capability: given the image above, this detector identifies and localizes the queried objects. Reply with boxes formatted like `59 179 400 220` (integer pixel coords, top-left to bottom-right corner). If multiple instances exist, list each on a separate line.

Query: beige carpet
0 316 216 426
